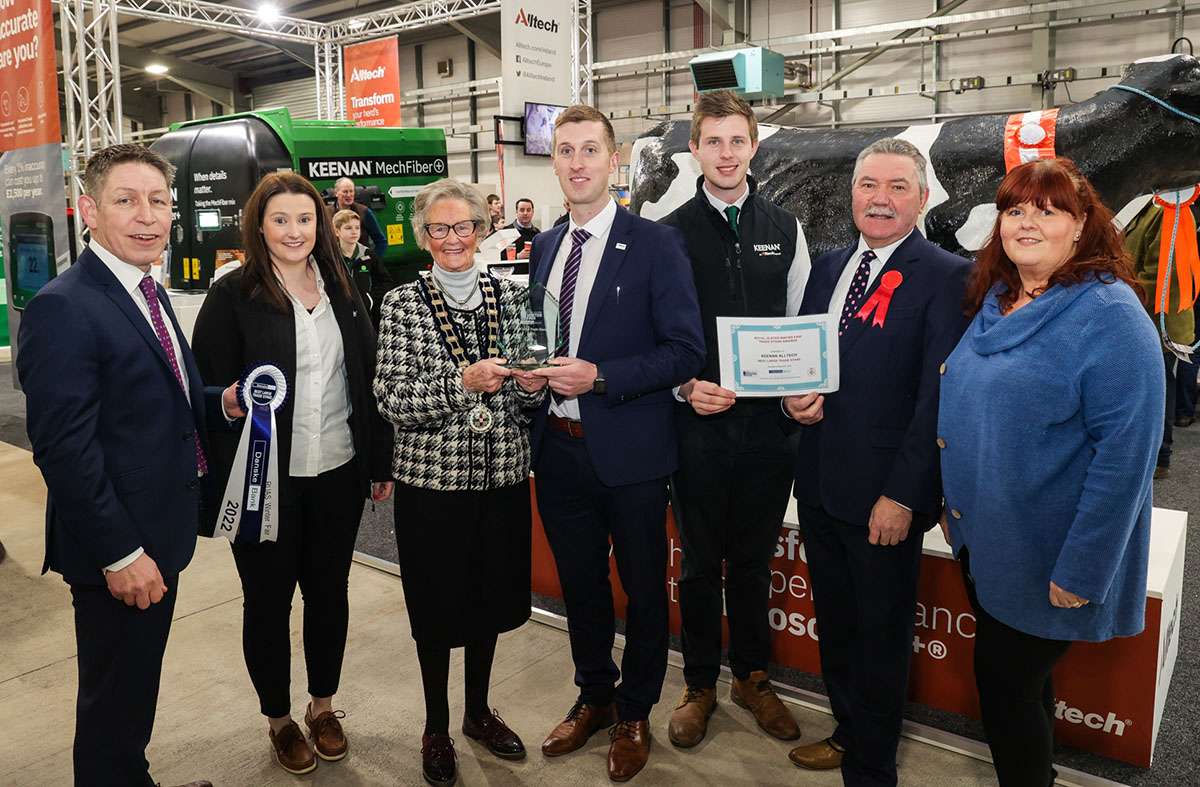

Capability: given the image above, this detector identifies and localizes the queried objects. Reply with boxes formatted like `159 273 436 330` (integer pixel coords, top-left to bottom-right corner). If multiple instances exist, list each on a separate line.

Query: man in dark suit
527 104 704 782
499 196 540 259
781 138 970 787
17 144 232 787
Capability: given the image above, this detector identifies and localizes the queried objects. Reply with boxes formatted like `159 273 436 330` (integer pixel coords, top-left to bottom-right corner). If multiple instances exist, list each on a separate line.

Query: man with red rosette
782 138 970 787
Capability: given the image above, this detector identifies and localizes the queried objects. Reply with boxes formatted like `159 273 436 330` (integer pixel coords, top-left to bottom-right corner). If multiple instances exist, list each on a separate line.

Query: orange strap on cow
1153 188 1200 313
1003 108 1060 172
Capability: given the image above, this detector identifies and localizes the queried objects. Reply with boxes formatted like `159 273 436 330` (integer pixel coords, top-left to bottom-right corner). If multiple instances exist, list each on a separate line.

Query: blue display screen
15 235 51 289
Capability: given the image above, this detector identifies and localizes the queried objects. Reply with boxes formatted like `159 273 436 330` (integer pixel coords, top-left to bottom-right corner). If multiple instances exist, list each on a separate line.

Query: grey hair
334 177 355 190
411 178 490 250
82 143 175 197
851 138 928 195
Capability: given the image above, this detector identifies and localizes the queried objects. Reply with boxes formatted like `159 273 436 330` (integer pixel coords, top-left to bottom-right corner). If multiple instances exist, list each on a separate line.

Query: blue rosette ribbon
214 364 288 544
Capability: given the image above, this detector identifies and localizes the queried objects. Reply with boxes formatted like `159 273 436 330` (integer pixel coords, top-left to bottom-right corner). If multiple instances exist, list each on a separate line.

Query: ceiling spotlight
145 63 168 75
257 3 280 24
347 18 366 30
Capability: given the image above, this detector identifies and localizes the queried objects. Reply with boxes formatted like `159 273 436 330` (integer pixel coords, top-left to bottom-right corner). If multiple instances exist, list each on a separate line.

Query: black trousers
796 502 924 787
1160 358 1176 468
535 430 670 721
70 575 179 787
671 410 793 687
231 460 365 717
961 552 1071 787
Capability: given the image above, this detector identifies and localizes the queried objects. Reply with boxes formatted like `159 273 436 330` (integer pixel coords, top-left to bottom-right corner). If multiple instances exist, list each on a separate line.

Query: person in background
529 104 705 783
333 208 394 328
17 143 224 787
659 89 809 750
938 157 1162 787
373 178 546 787
500 197 540 259
192 172 394 777
1176 310 1200 427
485 193 505 237
332 177 389 259
554 198 571 227
782 138 970 787
1123 198 1198 477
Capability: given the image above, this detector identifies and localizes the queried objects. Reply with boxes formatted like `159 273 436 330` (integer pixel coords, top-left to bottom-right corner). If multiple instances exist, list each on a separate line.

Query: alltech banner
342 37 401 127
530 487 1185 769
0 0 69 359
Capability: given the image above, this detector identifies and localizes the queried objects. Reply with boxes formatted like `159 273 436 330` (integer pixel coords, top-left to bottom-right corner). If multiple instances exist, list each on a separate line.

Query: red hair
966 158 1142 315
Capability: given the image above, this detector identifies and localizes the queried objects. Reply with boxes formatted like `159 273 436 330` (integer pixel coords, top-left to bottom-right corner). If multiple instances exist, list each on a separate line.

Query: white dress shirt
93 242 192 573
546 198 618 420
701 182 810 316
828 229 914 321
284 263 356 477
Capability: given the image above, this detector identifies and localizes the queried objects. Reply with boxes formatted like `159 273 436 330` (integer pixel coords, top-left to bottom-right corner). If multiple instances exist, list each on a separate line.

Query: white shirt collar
702 180 750 213
569 198 618 238
853 228 916 266
91 241 154 296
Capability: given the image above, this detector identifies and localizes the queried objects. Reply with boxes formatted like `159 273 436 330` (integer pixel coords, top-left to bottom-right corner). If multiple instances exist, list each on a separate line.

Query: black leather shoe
1176 416 1194 428
421 733 457 786
463 708 526 760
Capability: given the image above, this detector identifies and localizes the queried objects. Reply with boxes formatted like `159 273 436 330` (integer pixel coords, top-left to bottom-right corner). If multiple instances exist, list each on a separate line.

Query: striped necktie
554 227 592 357
139 276 208 475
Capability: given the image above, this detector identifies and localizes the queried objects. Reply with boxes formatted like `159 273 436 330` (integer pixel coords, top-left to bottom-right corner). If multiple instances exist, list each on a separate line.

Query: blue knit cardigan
938 276 1164 642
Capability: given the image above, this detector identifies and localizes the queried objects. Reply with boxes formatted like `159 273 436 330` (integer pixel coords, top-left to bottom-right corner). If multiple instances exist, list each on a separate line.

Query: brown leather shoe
667 687 717 748
269 721 317 775
463 708 526 760
608 720 651 782
541 701 618 757
730 670 801 740
788 737 845 770
304 703 348 761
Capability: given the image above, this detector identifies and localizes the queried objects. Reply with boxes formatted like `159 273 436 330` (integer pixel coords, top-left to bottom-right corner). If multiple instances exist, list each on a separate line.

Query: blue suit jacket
793 230 971 526
528 206 705 487
17 248 220 585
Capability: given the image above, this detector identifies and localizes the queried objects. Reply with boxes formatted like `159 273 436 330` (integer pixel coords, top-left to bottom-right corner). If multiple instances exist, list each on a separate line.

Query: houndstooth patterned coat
373 273 545 491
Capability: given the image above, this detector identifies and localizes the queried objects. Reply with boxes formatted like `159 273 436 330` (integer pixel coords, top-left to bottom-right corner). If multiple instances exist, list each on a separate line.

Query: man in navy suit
527 104 704 782
17 144 233 787
781 138 970 786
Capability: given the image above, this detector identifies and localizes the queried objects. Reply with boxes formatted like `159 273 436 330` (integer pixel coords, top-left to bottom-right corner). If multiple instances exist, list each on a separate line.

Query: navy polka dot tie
839 250 876 336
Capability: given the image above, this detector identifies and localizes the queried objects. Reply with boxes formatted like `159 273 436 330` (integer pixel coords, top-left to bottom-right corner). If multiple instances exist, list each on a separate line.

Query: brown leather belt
547 413 585 439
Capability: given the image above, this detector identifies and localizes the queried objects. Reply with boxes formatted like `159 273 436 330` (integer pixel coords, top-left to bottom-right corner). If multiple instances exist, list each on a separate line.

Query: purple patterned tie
555 227 592 357
139 276 208 475
839 250 876 336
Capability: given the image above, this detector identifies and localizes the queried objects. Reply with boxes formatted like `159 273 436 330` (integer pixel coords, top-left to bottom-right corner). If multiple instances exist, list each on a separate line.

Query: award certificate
716 315 839 396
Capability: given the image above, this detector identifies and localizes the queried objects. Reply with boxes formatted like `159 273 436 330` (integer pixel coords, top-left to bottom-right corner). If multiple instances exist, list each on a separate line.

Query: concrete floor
0 441 1003 787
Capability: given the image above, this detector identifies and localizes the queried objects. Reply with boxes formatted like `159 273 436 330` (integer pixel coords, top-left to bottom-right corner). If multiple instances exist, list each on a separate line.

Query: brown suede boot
667 687 717 748
730 670 801 740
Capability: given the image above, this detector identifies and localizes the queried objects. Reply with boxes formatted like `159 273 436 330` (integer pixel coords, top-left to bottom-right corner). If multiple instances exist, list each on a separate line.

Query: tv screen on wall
523 101 567 157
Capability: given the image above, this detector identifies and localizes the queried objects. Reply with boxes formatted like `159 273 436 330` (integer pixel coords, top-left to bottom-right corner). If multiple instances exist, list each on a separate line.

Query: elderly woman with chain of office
373 177 547 787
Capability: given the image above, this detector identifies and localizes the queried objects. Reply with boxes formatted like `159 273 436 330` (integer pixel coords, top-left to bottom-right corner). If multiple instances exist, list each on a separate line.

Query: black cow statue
631 53 1200 259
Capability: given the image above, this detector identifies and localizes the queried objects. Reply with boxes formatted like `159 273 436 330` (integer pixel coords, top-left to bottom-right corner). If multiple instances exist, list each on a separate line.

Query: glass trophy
501 282 561 370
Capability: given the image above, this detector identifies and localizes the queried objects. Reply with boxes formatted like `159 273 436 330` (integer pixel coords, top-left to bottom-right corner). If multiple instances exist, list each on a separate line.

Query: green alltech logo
514 7 559 33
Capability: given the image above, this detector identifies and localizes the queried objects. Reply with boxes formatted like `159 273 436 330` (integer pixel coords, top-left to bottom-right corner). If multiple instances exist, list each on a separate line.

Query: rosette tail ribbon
855 270 904 328
214 365 288 544
1154 188 1200 314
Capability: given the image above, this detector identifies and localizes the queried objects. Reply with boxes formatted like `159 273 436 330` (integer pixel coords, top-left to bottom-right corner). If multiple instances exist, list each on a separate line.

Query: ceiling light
145 63 168 75
257 3 280 24
347 18 366 30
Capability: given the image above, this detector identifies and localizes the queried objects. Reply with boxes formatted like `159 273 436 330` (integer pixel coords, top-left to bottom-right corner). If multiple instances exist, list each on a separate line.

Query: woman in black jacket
192 172 393 776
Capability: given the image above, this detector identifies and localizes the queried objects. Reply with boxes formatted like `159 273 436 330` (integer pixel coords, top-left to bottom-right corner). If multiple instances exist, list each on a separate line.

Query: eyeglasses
424 220 480 239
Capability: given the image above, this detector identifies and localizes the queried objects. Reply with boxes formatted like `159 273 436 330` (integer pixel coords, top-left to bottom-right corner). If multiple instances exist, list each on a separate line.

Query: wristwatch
592 365 607 396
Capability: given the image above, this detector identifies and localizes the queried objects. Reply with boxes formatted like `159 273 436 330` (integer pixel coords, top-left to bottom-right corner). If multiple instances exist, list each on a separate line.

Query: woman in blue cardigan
938 158 1163 787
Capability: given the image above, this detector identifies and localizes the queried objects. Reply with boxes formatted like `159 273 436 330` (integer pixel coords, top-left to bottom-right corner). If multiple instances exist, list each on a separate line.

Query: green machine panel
152 107 447 289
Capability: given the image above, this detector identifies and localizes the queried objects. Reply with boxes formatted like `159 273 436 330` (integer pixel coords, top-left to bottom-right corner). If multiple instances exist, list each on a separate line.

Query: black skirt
393 479 532 646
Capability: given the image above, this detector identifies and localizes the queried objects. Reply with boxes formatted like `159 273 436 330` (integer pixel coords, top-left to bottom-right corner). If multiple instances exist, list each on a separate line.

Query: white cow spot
956 203 999 252
896 123 948 237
